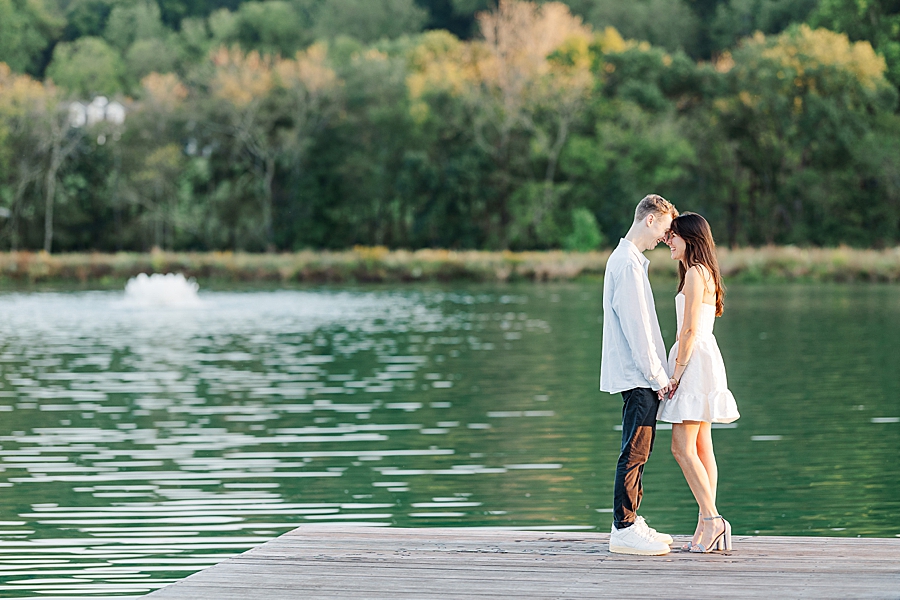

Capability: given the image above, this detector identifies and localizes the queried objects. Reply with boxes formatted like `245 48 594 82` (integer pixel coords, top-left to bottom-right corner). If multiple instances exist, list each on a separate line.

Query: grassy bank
1 246 900 286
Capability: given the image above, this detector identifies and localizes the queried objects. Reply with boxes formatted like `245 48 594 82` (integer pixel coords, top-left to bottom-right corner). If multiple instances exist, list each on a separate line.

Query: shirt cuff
648 372 669 391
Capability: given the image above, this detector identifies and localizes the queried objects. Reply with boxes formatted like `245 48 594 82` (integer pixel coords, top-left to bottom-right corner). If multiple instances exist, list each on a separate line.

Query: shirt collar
619 238 649 268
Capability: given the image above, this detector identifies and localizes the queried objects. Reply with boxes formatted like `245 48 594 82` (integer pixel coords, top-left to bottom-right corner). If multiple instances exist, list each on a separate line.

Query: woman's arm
672 266 706 385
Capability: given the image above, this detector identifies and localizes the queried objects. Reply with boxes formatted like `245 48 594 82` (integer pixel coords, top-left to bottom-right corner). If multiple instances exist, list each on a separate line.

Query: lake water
0 282 897 597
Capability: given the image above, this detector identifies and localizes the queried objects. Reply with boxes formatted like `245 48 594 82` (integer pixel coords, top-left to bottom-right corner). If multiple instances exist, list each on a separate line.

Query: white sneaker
635 515 674 545
609 523 671 556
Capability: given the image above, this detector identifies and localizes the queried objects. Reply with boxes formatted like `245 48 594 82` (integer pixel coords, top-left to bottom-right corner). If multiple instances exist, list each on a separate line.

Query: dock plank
143 527 900 599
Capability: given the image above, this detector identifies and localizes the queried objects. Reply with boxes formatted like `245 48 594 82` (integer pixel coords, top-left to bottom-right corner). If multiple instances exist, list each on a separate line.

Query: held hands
657 377 679 400
668 377 679 399
657 379 673 400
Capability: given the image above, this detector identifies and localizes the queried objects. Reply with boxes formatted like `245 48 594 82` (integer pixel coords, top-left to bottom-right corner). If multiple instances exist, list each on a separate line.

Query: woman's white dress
657 293 739 424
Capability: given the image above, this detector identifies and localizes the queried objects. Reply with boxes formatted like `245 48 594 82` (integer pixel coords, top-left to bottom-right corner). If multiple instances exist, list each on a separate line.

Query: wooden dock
143 526 900 599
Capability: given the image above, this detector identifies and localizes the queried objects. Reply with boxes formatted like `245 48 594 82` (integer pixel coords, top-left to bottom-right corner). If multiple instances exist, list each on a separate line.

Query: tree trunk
43 142 61 253
156 180 164 250
263 155 276 251
536 116 570 231
113 145 123 251
155 207 163 250
10 170 30 252
727 187 740 248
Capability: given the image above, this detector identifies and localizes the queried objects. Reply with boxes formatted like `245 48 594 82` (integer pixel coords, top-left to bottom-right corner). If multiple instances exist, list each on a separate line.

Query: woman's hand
667 377 679 399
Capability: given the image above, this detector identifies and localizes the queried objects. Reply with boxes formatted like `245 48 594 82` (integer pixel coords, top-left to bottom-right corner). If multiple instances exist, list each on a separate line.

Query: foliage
0 0 899 253
563 207 603 251
712 25 898 245
219 1 315 56
576 0 702 56
0 0 61 76
45 36 126 97
103 0 168 52
703 0 820 56
811 0 900 88
315 0 428 43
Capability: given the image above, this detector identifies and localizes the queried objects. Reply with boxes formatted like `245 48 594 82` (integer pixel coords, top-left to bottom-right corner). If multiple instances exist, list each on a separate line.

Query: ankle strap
702 515 723 520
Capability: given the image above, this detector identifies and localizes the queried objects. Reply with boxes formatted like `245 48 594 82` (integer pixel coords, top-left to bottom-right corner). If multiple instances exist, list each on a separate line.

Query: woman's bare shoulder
685 264 708 280
686 264 713 285
684 264 713 296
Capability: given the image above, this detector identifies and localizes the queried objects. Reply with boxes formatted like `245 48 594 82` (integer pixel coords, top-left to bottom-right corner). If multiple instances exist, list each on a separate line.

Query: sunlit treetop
408 1 592 112
0 63 52 117
273 43 340 95
755 25 888 91
210 46 275 108
140 72 188 111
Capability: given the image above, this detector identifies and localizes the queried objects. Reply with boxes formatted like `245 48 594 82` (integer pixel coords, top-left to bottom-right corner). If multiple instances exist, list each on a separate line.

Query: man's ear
645 213 654 227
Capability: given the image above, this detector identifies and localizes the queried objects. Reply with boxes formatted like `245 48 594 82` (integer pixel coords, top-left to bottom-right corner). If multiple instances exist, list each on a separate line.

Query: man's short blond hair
634 194 678 222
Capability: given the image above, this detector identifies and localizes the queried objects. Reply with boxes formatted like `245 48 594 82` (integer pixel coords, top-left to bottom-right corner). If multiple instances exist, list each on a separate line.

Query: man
600 194 678 556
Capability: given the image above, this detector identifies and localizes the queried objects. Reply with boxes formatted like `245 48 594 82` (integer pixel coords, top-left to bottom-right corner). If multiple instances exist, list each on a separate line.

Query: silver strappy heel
681 512 702 551
689 515 732 553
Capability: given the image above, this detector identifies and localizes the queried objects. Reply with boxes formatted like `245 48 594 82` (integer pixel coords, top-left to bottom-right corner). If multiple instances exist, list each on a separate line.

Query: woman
658 212 739 553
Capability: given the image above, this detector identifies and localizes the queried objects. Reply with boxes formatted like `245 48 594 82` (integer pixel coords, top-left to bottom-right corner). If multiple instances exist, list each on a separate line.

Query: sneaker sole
609 543 670 556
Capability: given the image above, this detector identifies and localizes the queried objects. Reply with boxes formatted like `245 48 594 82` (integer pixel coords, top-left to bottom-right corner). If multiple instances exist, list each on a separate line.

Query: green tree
510 29 594 249
177 16 214 63
560 37 699 239
126 37 180 81
36 91 83 253
63 0 115 40
130 143 185 249
208 7 239 41
103 0 167 52
412 0 485 39
450 0 493 12
230 1 314 55
563 207 603 251
203 45 340 249
0 64 48 250
394 31 494 248
0 0 61 75
315 0 428 43
709 0 818 54
579 0 702 56
716 26 897 244
464 1 591 247
46 36 125 96
313 38 423 247
811 0 900 88
562 103 696 239
116 72 195 250
0 66 84 251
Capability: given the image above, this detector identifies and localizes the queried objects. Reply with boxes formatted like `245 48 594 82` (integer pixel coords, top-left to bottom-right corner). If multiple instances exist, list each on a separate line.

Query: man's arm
610 263 670 391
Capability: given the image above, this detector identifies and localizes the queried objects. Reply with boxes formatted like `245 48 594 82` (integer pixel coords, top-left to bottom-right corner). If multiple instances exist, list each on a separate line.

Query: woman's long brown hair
671 212 726 316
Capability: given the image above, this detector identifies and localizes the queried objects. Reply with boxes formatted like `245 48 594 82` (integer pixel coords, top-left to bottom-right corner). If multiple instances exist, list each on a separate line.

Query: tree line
1 0 899 252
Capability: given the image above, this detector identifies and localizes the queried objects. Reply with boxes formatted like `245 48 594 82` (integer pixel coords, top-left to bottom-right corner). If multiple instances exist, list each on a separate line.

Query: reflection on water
0 284 897 596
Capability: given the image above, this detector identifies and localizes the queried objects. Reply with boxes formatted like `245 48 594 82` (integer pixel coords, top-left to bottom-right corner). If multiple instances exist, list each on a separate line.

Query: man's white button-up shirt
599 238 669 394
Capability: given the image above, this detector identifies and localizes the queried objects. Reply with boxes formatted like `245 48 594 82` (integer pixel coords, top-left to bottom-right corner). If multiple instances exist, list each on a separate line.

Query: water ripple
0 284 898 596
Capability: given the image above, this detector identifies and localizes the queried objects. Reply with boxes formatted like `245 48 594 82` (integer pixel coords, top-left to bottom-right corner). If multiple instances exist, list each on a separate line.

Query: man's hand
667 377 679 399
657 382 672 400
657 378 680 400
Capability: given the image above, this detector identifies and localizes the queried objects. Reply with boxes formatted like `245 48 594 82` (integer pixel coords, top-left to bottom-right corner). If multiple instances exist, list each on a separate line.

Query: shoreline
1 246 899 286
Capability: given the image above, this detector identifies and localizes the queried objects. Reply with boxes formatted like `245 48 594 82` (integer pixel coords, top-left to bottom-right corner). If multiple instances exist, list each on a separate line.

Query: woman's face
668 230 686 261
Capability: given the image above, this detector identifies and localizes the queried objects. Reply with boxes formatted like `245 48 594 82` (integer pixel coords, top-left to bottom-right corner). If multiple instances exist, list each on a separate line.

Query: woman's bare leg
689 422 718 546
697 422 718 502
672 421 722 549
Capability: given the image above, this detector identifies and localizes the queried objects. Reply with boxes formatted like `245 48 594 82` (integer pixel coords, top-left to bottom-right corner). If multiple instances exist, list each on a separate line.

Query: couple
599 194 740 556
